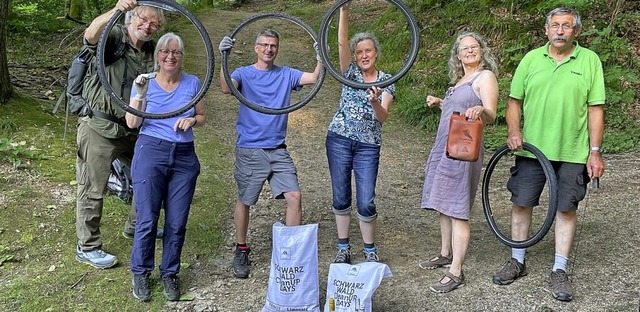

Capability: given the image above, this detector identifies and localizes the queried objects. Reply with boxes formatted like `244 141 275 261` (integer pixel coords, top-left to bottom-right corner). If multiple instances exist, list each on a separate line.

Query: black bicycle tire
96 0 214 119
482 142 558 249
317 0 420 89
220 12 326 115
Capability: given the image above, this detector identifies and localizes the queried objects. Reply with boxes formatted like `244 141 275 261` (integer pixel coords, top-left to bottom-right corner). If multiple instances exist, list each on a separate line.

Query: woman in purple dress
419 32 498 293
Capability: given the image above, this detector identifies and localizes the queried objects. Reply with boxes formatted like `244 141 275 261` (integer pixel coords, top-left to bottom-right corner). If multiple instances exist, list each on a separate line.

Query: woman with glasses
326 4 396 265
418 31 498 293
126 32 206 302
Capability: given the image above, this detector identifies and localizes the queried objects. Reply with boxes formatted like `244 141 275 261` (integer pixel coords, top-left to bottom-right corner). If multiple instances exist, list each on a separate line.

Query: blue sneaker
75 245 118 269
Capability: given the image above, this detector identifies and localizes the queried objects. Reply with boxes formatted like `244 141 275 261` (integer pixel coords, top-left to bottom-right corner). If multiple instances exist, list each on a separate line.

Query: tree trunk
0 0 13 104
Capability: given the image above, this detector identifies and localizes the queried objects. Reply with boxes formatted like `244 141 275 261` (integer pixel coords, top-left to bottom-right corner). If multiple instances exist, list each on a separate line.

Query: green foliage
393 0 640 153
8 0 70 35
0 138 40 169
582 26 638 106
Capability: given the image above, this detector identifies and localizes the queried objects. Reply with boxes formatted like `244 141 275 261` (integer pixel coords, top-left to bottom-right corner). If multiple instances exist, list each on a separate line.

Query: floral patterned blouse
327 63 396 146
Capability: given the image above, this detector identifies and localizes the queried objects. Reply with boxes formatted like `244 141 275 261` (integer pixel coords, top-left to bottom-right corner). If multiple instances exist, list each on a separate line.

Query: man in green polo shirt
490 7 605 302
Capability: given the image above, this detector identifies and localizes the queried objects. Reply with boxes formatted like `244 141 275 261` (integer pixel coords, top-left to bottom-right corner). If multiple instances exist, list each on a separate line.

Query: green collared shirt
509 42 605 163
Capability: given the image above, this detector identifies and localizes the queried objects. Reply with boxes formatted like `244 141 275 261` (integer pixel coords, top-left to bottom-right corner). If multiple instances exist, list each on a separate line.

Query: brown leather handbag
446 111 483 162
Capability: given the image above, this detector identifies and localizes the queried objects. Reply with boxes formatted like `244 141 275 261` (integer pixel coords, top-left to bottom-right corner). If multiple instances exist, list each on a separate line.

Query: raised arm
84 0 137 45
338 4 351 73
125 73 149 129
218 36 238 94
126 97 145 129
219 67 238 94
299 43 323 86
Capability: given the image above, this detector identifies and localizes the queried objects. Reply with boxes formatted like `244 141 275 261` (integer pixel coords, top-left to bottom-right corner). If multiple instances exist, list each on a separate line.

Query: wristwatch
590 146 602 153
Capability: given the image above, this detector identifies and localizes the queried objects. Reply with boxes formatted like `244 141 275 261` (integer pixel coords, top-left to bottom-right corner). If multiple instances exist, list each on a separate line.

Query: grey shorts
234 147 299 206
507 156 589 212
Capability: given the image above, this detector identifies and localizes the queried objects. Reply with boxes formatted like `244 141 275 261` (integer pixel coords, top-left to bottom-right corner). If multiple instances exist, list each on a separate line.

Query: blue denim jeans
325 131 380 221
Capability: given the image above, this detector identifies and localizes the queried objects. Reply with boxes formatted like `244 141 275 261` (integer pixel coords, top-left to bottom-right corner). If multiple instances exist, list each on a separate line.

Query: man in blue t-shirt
219 29 322 278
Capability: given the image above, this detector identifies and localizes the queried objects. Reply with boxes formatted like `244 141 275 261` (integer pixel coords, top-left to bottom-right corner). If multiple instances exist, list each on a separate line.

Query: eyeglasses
135 13 160 30
548 23 573 31
256 43 279 50
458 44 480 53
158 49 184 57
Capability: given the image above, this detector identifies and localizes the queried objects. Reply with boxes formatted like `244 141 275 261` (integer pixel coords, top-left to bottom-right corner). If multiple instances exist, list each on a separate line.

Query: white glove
313 41 322 63
133 73 155 100
219 36 235 54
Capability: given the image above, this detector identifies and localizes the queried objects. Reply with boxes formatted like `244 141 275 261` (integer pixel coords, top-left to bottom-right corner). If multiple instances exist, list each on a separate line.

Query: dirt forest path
165 7 640 312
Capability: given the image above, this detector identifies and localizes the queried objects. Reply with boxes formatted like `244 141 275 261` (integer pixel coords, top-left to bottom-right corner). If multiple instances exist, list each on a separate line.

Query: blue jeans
130 134 200 277
325 131 380 221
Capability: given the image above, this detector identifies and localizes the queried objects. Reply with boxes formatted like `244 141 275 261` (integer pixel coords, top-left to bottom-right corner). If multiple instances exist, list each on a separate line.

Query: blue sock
511 248 526 264
337 242 350 249
552 253 568 272
363 243 376 253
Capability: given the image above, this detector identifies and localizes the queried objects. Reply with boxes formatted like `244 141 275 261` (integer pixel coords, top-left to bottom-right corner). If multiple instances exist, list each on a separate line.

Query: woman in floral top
326 3 395 264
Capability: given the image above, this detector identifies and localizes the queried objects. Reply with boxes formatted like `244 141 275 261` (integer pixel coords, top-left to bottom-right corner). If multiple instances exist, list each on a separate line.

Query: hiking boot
363 249 379 262
162 274 180 301
333 246 351 264
132 273 151 302
550 269 573 302
419 254 452 270
122 227 164 240
75 245 118 269
492 258 528 285
232 246 251 278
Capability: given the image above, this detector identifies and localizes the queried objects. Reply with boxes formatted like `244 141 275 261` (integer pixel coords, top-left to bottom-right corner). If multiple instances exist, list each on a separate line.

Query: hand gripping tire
482 143 558 249
220 12 326 115
317 0 420 89
97 0 214 119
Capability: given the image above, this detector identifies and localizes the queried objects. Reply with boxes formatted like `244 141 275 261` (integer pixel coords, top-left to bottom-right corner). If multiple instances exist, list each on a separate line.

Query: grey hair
255 29 280 44
154 32 185 71
545 7 582 30
129 5 166 28
350 32 382 59
447 31 498 84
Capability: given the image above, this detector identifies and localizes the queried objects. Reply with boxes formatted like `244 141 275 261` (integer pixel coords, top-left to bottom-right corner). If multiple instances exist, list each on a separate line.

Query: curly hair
447 32 498 84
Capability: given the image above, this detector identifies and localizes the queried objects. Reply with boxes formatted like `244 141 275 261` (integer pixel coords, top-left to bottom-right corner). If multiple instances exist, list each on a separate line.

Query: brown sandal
429 271 465 293
418 254 452 270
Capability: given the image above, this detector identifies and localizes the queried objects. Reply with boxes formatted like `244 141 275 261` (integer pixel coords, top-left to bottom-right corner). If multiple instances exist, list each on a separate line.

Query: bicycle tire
482 142 558 249
96 0 214 119
317 0 420 89
220 12 326 115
